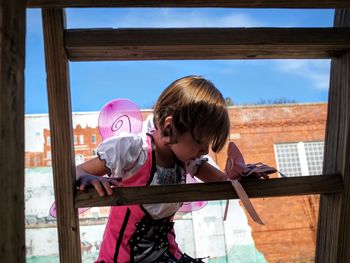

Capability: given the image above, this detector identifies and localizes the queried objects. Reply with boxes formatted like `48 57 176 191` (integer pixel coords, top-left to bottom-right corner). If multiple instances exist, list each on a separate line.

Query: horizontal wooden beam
75 174 343 208
65 27 350 61
27 0 350 8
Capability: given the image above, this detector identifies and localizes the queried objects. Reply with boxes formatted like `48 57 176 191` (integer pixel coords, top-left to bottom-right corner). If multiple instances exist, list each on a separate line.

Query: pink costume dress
95 133 204 263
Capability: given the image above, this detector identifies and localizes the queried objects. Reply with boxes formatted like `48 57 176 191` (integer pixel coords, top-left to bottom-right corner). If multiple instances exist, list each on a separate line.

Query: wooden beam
0 0 26 261
316 9 350 263
42 9 82 263
75 174 343 208
27 0 350 8
65 28 350 61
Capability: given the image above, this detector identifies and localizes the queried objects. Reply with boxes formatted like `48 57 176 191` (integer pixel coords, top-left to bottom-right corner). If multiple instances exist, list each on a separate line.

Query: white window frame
274 141 324 177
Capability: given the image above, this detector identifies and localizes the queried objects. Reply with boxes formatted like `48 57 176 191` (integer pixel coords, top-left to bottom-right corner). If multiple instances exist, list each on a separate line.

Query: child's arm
195 160 246 183
194 161 228 182
193 142 247 182
77 134 147 196
76 157 120 196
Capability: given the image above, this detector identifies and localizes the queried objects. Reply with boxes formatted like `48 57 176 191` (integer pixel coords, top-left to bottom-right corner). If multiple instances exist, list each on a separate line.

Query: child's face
170 131 210 163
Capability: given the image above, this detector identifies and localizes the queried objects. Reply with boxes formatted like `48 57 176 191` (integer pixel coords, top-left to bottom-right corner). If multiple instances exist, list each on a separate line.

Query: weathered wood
42 8 82 263
316 9 350 263
0 1 26 262
75 174 343 208
65 28 350 61
27 0 350 8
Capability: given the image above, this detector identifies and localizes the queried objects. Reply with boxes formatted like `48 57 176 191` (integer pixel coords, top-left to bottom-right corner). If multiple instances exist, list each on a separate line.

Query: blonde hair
153 75 230 152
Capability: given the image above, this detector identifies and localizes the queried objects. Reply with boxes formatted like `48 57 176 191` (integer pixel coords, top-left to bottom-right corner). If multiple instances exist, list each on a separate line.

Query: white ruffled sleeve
97 134 148 180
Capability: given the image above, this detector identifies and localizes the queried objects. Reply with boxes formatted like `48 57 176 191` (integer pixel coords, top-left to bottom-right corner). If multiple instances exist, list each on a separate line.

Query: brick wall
214 103 326 263
25 151 45 167
42 125 103 166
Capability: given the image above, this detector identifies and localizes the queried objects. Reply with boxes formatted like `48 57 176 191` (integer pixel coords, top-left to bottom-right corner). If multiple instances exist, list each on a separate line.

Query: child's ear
163 116 173 136
162 116 174 141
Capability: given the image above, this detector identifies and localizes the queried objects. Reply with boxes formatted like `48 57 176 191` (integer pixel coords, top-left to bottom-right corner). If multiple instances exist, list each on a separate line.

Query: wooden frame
316 9 350 263
38 5 350 263
42 8 82 263
1 1 349 263
65 27 350 61
76 175 343 208
0 0 26 261
27 0 350 8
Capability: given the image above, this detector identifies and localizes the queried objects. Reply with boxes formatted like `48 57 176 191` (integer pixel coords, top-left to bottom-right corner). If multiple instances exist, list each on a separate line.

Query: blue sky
26 8 334 113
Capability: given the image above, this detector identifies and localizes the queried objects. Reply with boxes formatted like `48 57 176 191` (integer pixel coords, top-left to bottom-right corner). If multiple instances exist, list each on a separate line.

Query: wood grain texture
316 9 350 263
75 175 343 208
65 28 350 61
0 0 26 261
27 0 350 8
42 8 82 263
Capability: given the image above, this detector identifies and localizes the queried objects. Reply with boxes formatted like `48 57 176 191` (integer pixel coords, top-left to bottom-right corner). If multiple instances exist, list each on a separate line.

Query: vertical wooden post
0 0 26 262
42 8 82 263
316 9 350 263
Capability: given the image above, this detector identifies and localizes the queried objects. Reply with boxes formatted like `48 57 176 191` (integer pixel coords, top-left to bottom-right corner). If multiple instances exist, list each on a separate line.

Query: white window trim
297 142 309 176
274 141 324 177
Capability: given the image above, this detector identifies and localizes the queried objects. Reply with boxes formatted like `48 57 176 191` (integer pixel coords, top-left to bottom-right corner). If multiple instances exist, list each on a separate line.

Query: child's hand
241 163 277 179
77 174 120 197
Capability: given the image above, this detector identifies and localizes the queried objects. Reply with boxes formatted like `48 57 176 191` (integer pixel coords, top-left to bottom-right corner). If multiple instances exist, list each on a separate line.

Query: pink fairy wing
49 99 143 218
98 99 143 140
49 202 90 218
178 201 207 213
225 142 248 180
178 174 207 213
224 142 269 224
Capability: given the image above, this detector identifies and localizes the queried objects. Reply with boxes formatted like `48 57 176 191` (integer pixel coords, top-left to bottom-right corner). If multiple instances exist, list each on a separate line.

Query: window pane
275 143 302 177
304 141 324 176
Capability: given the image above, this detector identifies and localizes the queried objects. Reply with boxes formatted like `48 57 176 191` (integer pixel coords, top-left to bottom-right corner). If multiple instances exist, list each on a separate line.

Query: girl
77 75 240 263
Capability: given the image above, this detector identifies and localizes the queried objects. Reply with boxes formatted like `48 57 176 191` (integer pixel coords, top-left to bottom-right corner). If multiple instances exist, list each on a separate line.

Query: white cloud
114 9 267 28
56 8 333 30
219 13 266 27
66 8 269 28
274 59 331 90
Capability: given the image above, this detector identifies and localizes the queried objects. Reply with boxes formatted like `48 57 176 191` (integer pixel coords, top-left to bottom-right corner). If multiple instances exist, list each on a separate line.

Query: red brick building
41 124 102 166
25 152 45 168
26 102 327 262
214 103 327 263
